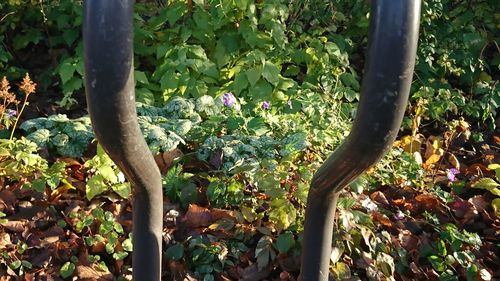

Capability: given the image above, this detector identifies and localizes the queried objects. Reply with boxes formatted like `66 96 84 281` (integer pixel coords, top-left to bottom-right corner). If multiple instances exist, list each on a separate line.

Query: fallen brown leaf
181 204 235 228
76 264 115 280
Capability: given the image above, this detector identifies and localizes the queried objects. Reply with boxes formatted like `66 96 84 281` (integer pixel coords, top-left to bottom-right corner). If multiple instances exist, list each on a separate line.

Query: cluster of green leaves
0 0 84 108
421 214 488 280
20 114 93 157
84 145 131 201
0 137 47 180
413 0 499 127
166 234 249 281
66 205 132 278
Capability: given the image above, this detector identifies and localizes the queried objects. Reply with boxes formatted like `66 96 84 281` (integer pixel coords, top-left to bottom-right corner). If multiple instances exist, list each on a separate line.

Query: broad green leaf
428 255 446 272
32 179 46 193
122 238 133 252
9 260 21 269
276 232 294 253
166 244 184 260
466 264 479 281
86 174 108 201
247 117 269 136
332 262 351 279
234 0 248 10
233 73 248 95
98 165 117 183
59 61 76 84
135 71 149 84
262 61 280 85
166 3 186 26
471 178 500 195
112 183 131 199
113 251 128 260
255 236 274 271
245 67 262 87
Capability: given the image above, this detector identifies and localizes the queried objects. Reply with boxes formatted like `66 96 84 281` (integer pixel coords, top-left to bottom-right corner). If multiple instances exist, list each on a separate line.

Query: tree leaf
59 61 76 85
262 61 280 85
166 244 184 260
245 67 262 87
276 232 294 253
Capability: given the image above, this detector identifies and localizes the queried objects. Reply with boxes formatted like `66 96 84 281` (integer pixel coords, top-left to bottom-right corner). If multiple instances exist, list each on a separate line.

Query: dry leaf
76 264 114 280
182 204 235 228
448 153 460 170
370 191 390 206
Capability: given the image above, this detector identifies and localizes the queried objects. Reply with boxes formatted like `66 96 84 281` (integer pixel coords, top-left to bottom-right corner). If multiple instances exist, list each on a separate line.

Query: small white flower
117 172 126 183
361 198 378 212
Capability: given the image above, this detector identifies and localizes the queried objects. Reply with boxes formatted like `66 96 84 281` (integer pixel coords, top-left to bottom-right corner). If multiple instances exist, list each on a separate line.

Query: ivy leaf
60 262 75 279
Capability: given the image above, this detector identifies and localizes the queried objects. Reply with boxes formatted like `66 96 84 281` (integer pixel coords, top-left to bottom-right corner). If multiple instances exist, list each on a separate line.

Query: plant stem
9 94 29 140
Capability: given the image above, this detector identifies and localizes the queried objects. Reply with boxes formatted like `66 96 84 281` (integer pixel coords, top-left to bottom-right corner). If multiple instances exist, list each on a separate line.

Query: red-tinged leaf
370 191 390 206
0 189 16 212
465 163 490 177
415 194 443 213
449 199 473 219
182 204 235 228
399 230 420 252
371 211 392 228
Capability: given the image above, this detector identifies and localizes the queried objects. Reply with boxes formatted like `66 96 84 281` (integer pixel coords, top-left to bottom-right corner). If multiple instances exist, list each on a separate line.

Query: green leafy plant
20 114 93 157
83 145 131 200
0 137 47 181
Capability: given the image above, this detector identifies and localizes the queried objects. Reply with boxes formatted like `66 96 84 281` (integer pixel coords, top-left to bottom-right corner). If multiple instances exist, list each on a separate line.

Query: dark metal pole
299 1 421 280
83 1 163 280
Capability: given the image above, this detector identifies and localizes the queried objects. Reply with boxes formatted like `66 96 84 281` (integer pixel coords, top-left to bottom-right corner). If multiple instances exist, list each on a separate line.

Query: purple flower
5 109 16 117
394 211 405 220
223 92 236 107
447 168 459 182
261 101 270 110
287 99 293 109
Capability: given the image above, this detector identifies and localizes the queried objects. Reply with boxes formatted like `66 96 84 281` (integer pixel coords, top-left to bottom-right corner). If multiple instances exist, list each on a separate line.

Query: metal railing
83 1 421 280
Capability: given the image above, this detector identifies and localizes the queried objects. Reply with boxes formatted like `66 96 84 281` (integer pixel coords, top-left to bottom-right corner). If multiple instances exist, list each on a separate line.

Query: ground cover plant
0 0 499 280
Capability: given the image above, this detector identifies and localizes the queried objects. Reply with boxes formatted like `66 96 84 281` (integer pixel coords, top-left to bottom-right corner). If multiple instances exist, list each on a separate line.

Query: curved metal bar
299 1 421 280
83 1 163 280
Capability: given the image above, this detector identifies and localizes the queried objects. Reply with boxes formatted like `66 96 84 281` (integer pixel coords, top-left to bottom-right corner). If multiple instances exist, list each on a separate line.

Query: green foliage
163 164 198 208
0 137 47 180
413 0 499 128
0 0 84 107
31 160 68 192
84 145 131 200
21 114 93 157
